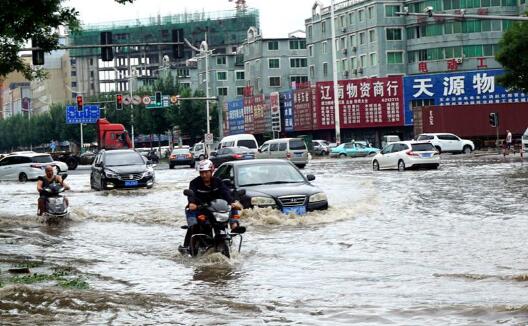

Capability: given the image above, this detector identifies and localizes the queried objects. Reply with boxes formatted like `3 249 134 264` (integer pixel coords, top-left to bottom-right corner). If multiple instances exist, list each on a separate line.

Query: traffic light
489 112 499 127
116 94 123 110
172 29 184 59
31 38 45 66
155 91 162 106
76 95 83 112
100 31 113 62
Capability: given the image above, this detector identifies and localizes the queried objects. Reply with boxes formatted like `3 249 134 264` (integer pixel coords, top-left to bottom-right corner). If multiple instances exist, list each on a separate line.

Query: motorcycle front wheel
220 239 231 258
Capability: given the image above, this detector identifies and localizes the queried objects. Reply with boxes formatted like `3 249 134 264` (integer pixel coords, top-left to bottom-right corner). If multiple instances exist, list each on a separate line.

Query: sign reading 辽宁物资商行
403 69 528 126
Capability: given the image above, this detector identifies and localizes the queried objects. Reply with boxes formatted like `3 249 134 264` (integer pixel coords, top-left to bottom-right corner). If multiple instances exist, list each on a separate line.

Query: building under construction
68 9 259 98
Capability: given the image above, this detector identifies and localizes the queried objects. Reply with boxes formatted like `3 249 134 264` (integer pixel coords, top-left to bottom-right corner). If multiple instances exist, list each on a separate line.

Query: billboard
280 91 294 133
253 95 266 134
403 69 528 126
243 96 255 134
66 105 100 124
293 88 313 131
315 76 404 130
227 99 244 135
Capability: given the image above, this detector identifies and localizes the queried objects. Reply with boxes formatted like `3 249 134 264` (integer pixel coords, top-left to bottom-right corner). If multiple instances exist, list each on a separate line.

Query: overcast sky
66 0 321 38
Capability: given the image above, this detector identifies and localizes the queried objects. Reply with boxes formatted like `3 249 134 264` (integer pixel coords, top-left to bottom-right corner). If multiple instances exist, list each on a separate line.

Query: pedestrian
504 130 512 156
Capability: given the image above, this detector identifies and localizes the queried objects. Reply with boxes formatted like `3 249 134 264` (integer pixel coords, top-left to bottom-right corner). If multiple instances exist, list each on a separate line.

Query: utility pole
330 0 341 145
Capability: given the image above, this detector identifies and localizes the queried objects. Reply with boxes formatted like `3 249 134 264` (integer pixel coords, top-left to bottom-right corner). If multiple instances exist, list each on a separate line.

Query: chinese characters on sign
315 77 404 129
243 96 255 134
280 91 294 132
270 92 281 132
293 88 314 131
252 95 266 134
227 99 245 135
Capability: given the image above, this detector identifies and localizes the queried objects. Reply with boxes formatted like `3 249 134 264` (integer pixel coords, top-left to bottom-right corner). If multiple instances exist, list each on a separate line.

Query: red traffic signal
76 95 83 112
116 94 123 110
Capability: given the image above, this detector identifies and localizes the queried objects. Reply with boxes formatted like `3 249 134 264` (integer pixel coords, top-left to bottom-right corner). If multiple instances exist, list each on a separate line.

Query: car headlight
309 192 327 203
143 169 154 177
105 171 118 178
251 196 276 206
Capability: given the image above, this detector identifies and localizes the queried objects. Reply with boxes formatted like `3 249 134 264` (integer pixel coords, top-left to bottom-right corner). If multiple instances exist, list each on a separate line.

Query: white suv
372 141 440 171
416 133 474 154
0 152 68 182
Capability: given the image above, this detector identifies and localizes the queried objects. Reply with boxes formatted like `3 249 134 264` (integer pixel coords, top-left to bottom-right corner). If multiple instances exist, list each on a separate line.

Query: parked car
312 140 330 156
169 147 194 169
90 149 155 190
219 134 259 153
257 138 309 168
330 142 380 158
522 128 528 155
214 159 328 214
416 133 474 154
372 141 440 171
381 135 401 148
0 152 68 182
209 146 255 167
79 151 96 165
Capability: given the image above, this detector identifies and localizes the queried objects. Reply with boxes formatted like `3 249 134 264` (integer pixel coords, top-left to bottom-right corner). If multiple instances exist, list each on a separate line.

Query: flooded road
1 155 528 324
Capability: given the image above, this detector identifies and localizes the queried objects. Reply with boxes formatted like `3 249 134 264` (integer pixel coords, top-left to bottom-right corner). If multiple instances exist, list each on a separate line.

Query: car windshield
105 152 145 166
31 155 53 163
237 163 305 186
289 139 306 150
237 140 257 149
172 149 189 154
417 135 434 141
523 135 528 140
411 143 435 151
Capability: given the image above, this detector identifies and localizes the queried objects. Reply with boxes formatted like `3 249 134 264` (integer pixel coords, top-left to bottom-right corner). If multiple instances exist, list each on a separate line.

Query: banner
403 69 528 126
315 76 404 129
227 99 244 135
293 88 313 131
280 91 294 132
253 95 266 134
243 96 255 134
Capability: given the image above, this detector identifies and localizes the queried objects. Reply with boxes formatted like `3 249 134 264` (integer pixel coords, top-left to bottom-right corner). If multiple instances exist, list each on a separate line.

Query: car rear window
172 149 190 154
289 139 306 150
237 140 257 149
411 143 435 152
417 135 434 141
31 155 53 163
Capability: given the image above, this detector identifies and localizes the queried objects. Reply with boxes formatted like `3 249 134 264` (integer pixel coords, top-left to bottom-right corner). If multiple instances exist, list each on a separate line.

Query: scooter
179 189 245 258
41 181 69 222
146 150 160 164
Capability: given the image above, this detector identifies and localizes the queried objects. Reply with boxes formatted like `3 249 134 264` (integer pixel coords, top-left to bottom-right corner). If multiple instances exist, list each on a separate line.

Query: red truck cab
96 118 132 150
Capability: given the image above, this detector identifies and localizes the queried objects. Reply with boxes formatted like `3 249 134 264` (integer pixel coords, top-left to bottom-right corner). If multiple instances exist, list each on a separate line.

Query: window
90 71 94 78
322 41 328 54
237 87 245 96
309 65 315 79
463 45 483 57
291 76 308 84
369 53 377 66
89 58 93 65
71 81 77 88
289 40 306 50
360 55 366 67
290 58 308 68
309 45 313 57
348 12 354 25
387 51 403 64
217 71 227 81
269 77 281 87
323 62 328 77
358 9 364 22
340 37 346 50
369 29 376 43
268 41 279 50
270 143 279 152
350 57 357 69
236 70 245 80
268 58 280 69
216 56 227 65
71 71 77 77
367 6 374 19
341 58 348 72
350 34 357 47
386 28 402 40
463 20 481 33
217 87 228 96
340 15 346 27
359 32 366 45
385 5 401 17
321 21 326 34
308 25 313 38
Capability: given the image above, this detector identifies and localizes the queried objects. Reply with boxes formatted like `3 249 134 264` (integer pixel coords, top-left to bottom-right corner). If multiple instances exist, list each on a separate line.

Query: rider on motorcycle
37 165 70 216
181 159 244 249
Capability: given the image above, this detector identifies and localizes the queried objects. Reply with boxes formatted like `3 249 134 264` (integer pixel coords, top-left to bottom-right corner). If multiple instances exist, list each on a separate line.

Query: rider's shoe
178 245 190 255
231 226 246 234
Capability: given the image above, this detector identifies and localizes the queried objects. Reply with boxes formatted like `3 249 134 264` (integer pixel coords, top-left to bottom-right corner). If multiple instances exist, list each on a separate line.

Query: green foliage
495 21 528 93
8 272 88 289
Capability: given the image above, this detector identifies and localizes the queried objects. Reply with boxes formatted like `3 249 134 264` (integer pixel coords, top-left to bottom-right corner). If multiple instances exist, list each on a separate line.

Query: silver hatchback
257 138 309 168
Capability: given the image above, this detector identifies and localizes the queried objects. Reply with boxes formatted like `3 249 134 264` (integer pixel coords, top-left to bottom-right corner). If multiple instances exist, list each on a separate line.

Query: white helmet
198 159 214 172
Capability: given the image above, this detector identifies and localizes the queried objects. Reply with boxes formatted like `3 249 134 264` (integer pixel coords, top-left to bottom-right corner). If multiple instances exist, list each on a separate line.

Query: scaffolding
70 9 260 57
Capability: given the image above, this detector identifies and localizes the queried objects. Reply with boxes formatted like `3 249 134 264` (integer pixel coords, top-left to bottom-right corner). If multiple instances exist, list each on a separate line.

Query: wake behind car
214 159 328 215
169 146 194 169
0 151 68 182
372 141 440 171
90 149 155 190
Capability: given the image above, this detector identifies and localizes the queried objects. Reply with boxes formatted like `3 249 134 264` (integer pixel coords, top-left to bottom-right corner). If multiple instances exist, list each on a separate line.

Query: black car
209 147 255 167
213 159 328 215
90 149 155 190
169 147 194 169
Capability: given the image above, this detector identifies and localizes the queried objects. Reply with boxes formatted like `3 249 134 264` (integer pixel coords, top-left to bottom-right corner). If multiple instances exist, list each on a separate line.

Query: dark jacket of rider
187 176 234 206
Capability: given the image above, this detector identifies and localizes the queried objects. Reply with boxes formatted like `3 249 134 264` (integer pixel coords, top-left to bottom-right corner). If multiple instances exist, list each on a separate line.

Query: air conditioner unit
342 27 347 33
455 57 463 64
351 46 357 52
353 68 358 75
358 67 363 74
342 48 348 55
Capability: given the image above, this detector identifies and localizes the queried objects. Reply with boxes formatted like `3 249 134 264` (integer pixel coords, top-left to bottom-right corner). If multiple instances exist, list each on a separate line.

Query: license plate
294 153 304 157
176 156 185 160
243 155 253 160
124 180 138 187
420 153 432 158
282 205 306 215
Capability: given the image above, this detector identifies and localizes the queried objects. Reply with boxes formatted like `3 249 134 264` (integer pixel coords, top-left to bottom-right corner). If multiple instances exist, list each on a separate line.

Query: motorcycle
146 150 160 164
41 180 69 222
179 189 246 258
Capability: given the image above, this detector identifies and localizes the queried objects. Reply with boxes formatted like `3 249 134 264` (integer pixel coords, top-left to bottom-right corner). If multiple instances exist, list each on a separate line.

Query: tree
495 21 528 93
0 0 133 80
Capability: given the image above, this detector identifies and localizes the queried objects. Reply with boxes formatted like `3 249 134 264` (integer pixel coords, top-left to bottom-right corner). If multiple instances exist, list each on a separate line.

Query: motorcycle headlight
309 192 327 203
251 196 276 206
105 170 118 178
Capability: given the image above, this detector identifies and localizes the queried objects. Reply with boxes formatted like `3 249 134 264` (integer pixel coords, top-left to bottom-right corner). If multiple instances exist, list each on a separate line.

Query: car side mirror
307 174 316 181
183 189 194 197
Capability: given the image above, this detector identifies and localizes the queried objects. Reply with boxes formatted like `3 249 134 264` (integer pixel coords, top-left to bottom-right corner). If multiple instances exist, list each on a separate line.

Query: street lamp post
330 0 341 145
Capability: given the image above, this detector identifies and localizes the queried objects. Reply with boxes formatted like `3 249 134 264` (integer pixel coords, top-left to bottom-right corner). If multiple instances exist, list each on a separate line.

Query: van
257 138 309 168
191 142 206 160
381 135 401 148
220 134 259 152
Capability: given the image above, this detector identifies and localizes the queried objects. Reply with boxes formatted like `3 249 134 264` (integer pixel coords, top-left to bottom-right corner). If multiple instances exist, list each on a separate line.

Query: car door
354 143 367 157
269 143 280 159
388 144 405 168
377 144 393 168
0 156 16 180
91 153 103 187
257 143 270 159
344 143 355 157
447 134 463 151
